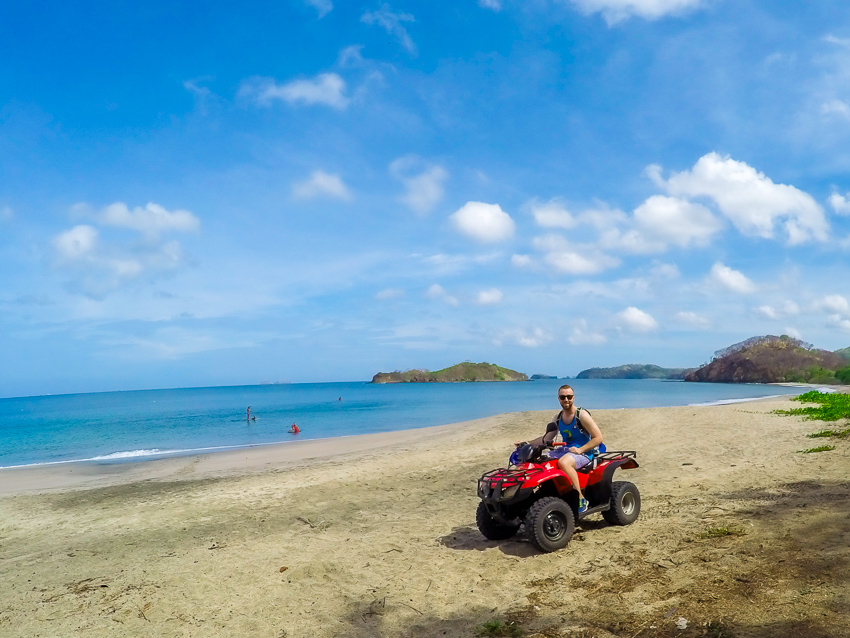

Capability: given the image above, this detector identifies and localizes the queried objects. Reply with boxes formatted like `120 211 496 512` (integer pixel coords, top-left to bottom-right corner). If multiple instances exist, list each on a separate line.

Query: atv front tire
476 501 520 540
602 481 641 526
524 497 575 553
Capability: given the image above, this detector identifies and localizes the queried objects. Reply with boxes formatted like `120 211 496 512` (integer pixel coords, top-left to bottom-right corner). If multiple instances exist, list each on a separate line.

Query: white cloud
98 202 200 238
658 153 829 245
292 170 353 201
674 310 711 329
53 225 99 261
754 305 778 320
361 5 417 56
51 202 198 298
821 99 850 119
616 306 658 333
305 0 333 18
783 327 803 340
828 315 850 332
479 0 502 10
511 254 532 268
450 202 515 243
708 262 756 294
528 198 577 229
568 319 607 345
475 288 503 305
239 73 349 109
568 0 706 25
828 192 850 215
544 250 620 274
824 34 850 48
426 284 458 306
498 327 553 348
821 294 850 314
375 288 404 300
650 262 680 279
390 156 448 214
338 45 365 67
632 195 722 247
782 300 800 315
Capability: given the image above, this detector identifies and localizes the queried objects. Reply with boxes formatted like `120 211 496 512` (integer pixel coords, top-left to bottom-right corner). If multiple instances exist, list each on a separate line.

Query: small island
576 364 694 380
371 362 528 384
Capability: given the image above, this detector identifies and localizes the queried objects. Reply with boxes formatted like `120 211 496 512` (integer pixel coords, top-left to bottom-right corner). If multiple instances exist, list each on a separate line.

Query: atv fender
583 458 639 510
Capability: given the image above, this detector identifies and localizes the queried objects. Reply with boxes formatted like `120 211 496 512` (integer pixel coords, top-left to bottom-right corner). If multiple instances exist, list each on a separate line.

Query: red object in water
290 423 300 434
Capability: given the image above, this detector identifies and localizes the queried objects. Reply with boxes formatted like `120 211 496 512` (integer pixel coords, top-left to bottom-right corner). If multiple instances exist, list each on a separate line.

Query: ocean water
0 379 803 469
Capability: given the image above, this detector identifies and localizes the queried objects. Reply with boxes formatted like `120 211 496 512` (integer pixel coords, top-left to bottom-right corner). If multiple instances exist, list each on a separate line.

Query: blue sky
3 0 850 397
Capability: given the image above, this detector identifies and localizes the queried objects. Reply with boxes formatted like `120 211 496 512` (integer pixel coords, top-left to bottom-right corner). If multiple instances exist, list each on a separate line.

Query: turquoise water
0 379 802 468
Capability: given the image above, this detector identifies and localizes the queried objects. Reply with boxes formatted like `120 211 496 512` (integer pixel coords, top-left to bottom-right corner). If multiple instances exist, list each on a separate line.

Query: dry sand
0 397 848 638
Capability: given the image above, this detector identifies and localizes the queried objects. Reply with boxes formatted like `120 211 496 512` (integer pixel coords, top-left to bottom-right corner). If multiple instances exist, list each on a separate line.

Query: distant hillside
576 364 694 380
371 362 528 384
685 335 849 384
835 346 850 361
530 374 558 380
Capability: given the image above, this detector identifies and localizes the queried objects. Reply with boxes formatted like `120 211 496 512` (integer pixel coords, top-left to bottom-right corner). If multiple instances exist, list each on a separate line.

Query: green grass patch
773 391 850 422
699 526 747 539
798 445 836 454
476 619 523 637
807 428 850 438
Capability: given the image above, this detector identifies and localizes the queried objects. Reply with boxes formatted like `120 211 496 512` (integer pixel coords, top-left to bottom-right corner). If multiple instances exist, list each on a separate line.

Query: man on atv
520 385 604 514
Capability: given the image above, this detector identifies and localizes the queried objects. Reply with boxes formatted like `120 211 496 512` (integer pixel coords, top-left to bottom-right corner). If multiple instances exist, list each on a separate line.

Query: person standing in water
289 423 300 434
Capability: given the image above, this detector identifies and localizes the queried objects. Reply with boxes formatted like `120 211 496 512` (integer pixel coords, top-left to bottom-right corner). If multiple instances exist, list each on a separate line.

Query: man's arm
569 412 603 454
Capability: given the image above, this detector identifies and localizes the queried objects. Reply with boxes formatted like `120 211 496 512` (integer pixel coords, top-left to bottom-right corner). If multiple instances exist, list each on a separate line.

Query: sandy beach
1 396 848 638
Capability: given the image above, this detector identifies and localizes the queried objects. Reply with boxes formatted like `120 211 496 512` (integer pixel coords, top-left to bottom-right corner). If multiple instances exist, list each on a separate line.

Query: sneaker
578 497 589 514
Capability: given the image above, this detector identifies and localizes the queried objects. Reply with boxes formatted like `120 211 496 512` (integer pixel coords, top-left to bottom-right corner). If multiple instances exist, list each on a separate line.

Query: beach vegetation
807 428 850 438
774 390 850 422
475 619 524 637
798 445 836 454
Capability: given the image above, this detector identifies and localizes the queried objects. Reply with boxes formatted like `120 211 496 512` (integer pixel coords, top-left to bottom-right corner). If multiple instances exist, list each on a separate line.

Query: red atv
476 444 640 552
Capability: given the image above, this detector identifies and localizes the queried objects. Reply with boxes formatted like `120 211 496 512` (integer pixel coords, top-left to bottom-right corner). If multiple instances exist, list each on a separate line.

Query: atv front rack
478 466 543 495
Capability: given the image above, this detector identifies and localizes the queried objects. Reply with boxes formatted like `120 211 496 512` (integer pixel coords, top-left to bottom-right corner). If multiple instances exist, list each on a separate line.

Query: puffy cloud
674 311 711 329
239 73 349 109
51 202 199 298
708 262 756 294
304 0 333 18
292 170 353 201
338 45 365 67
568 0 706 25
361 5 417 56
828 192 850 215
390 156 448 214
450 202 515 243
544 250 620 274
821 294 850 314
53 225 98 262
511 254 532 268
754 305 778 320
632 195 722 247
479 0 502 10
528 199 577 229
98 202 200 238
498 327 553 348
475 288 503 305
821 99 850 119
568 319 607 345
375 288 404 300
658 153 829 245
616 306 658 333
426 283 458 306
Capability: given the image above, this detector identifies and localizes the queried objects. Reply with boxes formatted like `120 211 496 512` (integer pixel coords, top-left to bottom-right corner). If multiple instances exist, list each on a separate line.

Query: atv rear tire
524 497 575 553
602 481 640 526
476 501 520 540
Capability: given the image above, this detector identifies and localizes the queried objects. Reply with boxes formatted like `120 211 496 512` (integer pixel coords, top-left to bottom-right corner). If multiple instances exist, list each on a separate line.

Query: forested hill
371 362 528 383
685 335 849 384
576 364 693 380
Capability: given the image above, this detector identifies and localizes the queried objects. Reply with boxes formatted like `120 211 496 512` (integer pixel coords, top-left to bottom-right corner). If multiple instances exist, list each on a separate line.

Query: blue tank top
558 409 592 449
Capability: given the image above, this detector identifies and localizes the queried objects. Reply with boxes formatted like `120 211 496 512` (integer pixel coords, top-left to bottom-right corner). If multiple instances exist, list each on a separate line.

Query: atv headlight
501 484 520 500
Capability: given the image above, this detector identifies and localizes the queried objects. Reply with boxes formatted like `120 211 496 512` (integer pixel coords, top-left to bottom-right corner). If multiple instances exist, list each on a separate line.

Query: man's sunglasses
558 394 574 400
